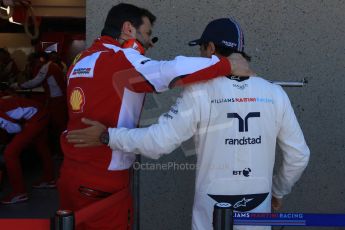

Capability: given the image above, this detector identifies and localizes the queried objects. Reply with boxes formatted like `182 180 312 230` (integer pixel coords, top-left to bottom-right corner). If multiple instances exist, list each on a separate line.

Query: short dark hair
101 3 156 38
201 42 251 62
35 51 49 61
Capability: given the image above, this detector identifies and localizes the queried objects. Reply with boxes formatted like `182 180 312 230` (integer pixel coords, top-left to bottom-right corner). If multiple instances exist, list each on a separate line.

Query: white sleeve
108 86 200 159
272 89 310 198
124 48 223 92
0 117 21 133
20 63 49 89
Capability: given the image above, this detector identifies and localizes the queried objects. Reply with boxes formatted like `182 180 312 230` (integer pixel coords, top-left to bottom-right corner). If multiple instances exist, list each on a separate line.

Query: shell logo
70 87 85 113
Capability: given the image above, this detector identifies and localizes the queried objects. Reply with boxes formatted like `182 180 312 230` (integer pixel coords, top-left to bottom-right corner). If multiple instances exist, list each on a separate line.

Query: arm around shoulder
108 86 201 159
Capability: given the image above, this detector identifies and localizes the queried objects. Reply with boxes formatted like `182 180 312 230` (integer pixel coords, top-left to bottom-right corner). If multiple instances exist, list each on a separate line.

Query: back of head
37 51 49 62
48 51 60 62
101 3 156 39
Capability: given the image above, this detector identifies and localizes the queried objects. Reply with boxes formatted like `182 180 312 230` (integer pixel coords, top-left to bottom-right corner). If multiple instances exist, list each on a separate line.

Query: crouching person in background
0 95 55 204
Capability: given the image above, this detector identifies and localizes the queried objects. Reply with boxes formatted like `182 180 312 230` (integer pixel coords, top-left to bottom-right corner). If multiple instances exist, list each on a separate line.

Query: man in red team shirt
0 95 55 204
11 52 68 140
60 3 253 230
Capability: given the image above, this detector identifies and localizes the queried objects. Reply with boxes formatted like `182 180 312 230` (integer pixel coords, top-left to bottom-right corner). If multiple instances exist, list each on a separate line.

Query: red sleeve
125 57 231 93
169 57 231 88
111 48 233 93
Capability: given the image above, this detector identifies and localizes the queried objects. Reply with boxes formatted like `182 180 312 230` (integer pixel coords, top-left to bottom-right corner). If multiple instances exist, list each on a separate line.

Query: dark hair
36 51 49 61
201 42 251 62
101 3 156 38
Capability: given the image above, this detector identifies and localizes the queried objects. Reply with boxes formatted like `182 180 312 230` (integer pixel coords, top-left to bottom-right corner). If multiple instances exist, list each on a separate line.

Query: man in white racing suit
67 18 310 230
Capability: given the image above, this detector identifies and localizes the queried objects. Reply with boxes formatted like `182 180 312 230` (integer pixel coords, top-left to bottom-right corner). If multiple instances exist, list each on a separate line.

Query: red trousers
3 117 54 194
57 160 133 230
48 96 68 136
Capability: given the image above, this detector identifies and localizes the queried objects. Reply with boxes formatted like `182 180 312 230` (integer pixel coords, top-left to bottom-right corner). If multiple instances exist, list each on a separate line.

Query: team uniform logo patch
72 68 92 76
69 51 103 79
70 87 85 113
208 193 269 212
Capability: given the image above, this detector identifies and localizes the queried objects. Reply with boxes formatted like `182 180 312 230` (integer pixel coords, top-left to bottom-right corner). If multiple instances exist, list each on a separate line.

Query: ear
209 42 216 54
122 21 133 34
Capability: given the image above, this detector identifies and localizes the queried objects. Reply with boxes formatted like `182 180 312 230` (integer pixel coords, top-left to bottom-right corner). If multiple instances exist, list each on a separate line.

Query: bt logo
227 112 260 132
233 168 252 177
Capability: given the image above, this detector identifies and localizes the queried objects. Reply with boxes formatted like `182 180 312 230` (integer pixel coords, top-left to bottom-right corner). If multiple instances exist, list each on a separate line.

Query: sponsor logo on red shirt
70 87 85 113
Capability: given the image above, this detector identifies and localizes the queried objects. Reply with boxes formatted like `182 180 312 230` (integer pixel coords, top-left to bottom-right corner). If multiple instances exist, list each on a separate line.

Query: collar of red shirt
96 35 121 47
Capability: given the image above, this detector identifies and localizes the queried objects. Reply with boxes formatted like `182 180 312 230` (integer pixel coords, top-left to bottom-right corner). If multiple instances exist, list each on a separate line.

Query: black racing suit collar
226 75 250 82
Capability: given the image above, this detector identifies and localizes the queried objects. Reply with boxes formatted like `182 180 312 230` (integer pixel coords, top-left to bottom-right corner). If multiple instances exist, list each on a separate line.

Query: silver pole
269 78 308 87
55 210 75 230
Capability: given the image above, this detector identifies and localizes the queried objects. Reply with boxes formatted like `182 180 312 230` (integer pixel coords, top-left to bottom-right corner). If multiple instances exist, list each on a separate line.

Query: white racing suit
108 76 310 230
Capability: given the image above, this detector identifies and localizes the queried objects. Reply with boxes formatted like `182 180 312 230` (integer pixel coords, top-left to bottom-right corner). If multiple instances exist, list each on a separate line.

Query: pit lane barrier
1 200 345 229
213 202 345 230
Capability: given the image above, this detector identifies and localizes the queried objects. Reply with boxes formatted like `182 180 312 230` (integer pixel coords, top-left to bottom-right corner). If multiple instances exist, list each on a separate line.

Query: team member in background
50 51 68 75
11 52 68 144
68 18 310 230
0 95 55 204
60 3 253 230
